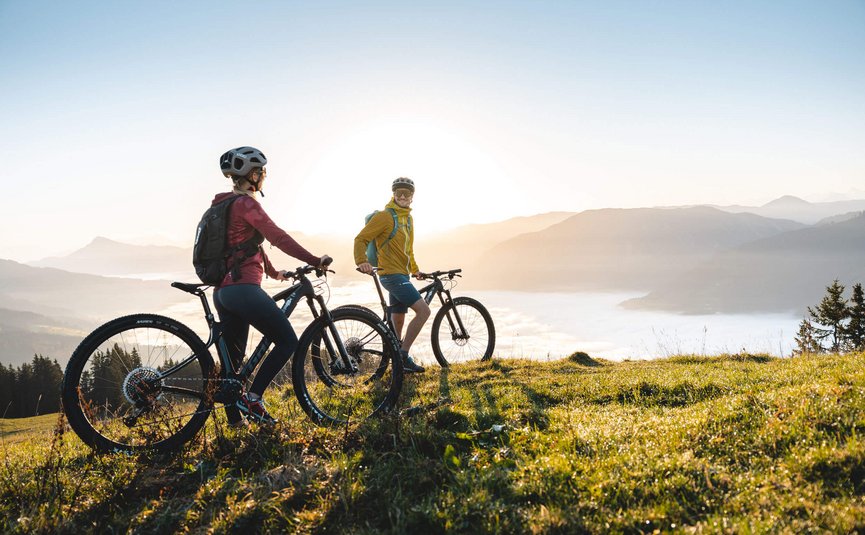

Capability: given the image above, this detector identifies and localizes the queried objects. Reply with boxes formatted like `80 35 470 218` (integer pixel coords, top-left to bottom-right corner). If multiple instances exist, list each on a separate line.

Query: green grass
2 352 865 533
0 414 56 443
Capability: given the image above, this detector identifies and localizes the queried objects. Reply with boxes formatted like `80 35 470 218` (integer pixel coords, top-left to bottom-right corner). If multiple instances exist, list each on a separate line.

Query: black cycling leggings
214 283 298 396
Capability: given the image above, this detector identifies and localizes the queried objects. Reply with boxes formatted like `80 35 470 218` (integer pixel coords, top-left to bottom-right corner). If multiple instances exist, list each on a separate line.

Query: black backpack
193 195 264 285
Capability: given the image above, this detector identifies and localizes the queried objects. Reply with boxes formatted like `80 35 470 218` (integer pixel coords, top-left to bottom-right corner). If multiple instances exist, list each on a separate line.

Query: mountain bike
61 264 403 453
345 268 496 367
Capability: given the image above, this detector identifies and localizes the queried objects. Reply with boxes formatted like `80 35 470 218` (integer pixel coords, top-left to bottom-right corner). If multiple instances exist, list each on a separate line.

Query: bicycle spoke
294 308 402 425
431 297 496 366
63 315 213 452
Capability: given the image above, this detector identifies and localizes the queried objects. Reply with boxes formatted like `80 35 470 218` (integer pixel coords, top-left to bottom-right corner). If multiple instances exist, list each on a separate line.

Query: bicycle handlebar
418 268 462 280
286 259 334 280
355 267 461 280
356 266 381 276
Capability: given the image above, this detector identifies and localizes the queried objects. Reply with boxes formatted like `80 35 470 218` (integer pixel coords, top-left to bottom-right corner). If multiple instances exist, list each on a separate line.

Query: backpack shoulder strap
380 208 399 246
222 194 264 280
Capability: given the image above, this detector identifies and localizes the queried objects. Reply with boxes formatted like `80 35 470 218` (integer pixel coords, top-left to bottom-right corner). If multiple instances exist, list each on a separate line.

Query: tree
808 279 849 353
794 318 823 355
85 344 141 413
0 355 65 418
846 283 865 351
30 355 63 415
15 362 36 416
0 363 14 417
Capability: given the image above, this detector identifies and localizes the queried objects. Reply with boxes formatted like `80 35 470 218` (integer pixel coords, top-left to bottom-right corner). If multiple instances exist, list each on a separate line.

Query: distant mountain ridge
0 259 186 320
710 196 865 225
0 259 192 366
472 206 805 291
30 237 194 278
418 211 575 271
623 213 865 314
0 308 90 367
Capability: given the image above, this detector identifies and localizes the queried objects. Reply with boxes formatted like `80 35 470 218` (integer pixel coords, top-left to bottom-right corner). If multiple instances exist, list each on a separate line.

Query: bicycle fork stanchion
436 287 469 340
318 306 358 373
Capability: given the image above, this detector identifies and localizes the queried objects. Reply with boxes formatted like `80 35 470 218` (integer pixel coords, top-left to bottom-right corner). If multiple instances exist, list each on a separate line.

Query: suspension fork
438 287 469 339
309 294 357 372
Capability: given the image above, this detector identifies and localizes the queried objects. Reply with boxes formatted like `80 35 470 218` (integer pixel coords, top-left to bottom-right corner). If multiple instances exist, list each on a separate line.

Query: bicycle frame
160 272 356 391
370 270 470 341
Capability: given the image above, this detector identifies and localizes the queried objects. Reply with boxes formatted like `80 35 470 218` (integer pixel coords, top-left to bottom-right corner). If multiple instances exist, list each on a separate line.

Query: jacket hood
212 191 244 206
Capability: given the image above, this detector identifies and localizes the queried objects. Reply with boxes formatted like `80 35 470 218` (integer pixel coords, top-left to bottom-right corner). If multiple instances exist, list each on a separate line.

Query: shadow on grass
667 352 775 365
590 380 726 408
803 446 865 498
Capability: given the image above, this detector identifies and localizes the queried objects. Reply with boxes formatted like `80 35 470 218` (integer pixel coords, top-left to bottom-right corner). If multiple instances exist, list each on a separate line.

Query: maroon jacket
212 192 321 287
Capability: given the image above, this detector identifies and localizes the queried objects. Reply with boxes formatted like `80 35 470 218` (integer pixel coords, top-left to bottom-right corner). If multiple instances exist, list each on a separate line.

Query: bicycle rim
62 314 213 452
294 309 402 426
431 297 496 366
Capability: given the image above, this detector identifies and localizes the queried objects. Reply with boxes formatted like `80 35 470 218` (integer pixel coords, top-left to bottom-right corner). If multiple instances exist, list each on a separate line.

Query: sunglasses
394 189 413 199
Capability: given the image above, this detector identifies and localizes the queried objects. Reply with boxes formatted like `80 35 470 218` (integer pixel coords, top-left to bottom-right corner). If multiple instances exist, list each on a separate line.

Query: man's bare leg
400 299 431 352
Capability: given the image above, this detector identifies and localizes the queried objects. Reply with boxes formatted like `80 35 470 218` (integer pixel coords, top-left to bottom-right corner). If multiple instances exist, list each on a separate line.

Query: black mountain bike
345 268 496 367
61 264 403 453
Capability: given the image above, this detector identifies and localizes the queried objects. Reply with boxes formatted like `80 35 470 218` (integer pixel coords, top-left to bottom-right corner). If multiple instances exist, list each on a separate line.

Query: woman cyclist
213 146 331 426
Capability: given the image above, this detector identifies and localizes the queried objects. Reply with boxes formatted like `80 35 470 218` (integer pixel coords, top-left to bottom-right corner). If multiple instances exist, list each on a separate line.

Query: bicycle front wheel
431 296 496 366
293 307 402 426
61 314 214 453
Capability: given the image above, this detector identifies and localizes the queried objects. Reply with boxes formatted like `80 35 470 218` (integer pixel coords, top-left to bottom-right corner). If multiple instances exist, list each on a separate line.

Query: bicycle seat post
197 289 216 328
368 269 399 335
371 271 388 310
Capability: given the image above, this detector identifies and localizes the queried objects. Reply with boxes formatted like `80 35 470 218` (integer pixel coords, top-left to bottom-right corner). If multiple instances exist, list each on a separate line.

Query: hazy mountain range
624 212 865 313
3 195 865 365
711 195 865 225
0 259 189 366
29 237 194 278
470 206 805 292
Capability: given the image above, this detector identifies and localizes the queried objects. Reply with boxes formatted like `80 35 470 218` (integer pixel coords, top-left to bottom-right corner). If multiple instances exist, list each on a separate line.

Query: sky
1 0 864 262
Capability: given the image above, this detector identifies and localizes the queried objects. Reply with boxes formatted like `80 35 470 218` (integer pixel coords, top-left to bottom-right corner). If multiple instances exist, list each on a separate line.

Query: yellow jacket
354 200 418 275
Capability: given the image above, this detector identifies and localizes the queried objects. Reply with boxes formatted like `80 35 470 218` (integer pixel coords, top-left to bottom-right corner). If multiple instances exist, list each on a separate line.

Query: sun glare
290 118 509 235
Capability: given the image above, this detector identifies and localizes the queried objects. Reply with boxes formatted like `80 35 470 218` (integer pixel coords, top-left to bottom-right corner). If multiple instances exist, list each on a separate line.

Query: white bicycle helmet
220 146 267 178
392 177 415 192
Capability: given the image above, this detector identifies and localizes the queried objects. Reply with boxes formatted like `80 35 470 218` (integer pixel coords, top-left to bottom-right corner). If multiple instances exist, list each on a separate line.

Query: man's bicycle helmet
392 177 415 192
220 146 267 178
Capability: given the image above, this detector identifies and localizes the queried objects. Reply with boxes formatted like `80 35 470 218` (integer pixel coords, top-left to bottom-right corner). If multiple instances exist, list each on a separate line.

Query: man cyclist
354 177 428 373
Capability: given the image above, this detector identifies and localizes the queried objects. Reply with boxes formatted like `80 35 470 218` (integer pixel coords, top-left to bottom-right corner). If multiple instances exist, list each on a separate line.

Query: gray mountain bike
61 263 402 453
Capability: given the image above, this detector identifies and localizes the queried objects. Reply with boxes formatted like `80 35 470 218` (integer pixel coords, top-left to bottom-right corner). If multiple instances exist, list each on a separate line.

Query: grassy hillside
2 352 864 533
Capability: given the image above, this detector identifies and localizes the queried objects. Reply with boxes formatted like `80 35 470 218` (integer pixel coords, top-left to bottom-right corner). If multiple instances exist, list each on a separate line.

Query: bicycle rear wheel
61 314 214 453
293 307 402 426
431 296 496 366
